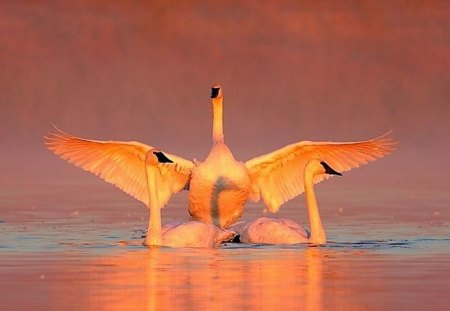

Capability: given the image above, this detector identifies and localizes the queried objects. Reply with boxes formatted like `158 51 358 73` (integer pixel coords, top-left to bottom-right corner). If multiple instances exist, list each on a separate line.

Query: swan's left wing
45 129 194 209
245 133 396 212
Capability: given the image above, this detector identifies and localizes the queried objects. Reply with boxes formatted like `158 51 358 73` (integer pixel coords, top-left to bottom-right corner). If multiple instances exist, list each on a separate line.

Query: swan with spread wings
45 84 396 231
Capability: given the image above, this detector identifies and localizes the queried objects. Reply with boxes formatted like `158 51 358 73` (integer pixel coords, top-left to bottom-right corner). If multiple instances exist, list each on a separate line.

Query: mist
1 1 449 186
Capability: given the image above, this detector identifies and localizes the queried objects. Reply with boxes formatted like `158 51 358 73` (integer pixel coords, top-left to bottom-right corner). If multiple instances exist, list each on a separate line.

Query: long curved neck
145 166 162 246
212 97 224 143
304 170 326 245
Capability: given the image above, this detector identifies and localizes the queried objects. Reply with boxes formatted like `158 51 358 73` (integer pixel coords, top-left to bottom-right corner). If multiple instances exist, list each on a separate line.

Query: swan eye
211 87 220 99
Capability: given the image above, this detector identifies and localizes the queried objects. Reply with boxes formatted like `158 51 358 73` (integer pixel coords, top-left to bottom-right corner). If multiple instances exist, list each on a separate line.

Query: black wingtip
320 161 342 176
153 151 173 163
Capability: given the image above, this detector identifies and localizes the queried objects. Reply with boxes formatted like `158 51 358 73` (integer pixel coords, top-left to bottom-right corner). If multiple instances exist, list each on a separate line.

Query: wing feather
45 128 194 208
245 132 396 212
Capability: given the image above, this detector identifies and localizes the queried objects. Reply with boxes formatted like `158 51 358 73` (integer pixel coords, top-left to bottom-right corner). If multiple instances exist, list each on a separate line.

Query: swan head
320 161 342 176
211 84 223 99
146 149 173 165
306 159 342 176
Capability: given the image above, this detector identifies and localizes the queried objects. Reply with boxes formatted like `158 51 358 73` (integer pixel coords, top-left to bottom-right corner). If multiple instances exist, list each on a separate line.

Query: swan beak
211 87 220 99
320 161 342 176
153 151 173 163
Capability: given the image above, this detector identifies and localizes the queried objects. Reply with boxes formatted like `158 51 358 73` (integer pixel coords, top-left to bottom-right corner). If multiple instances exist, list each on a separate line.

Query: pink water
1 174 449 311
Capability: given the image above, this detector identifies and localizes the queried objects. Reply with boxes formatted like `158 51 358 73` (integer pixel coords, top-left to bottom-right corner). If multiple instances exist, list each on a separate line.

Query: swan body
159 221 235 248
232 217 310 244
144 150 235 247
187 86 251 228
188 142 251 228
45 84 396 233
233 159 341 245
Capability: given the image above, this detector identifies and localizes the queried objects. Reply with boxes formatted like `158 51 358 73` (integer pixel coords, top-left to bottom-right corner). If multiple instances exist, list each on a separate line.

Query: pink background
1 1 449 188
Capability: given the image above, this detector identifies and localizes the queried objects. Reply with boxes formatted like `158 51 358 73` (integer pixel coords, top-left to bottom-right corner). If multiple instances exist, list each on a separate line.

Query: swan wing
45 129 194 208
245 133 396 212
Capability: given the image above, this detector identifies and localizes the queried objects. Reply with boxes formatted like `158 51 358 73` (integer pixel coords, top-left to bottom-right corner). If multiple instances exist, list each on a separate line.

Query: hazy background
0 0 449 201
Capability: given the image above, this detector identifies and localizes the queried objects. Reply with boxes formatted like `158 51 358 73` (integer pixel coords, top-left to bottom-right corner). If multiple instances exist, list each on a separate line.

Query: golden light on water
83 249 321 310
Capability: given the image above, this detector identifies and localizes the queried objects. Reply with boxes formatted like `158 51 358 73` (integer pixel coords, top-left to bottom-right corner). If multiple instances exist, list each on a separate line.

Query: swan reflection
77 247 332 310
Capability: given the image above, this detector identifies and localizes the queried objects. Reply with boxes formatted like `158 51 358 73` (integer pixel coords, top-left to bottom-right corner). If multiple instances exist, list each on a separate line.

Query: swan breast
188 147 251 228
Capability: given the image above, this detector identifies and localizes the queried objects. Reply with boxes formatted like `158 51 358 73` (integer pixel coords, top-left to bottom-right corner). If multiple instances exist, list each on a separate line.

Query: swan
232 159 342 245
45 84 396 231
143 150 235 247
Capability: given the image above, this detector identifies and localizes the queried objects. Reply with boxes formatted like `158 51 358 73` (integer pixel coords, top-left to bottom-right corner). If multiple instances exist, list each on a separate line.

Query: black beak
153 151 173 163
320 161 342 176
211 87 220 98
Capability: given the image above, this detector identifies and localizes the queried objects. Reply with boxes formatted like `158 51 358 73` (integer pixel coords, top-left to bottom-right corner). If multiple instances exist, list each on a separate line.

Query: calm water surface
1 179 449 310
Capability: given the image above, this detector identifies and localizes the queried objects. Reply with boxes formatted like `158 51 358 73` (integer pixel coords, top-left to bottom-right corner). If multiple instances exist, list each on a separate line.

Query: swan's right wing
245 133 396 212
45 129 194 208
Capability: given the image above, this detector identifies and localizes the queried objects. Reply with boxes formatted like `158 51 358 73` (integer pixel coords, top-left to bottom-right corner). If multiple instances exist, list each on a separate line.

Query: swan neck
304 170 326 245
145 166 163 246
212 97 224 143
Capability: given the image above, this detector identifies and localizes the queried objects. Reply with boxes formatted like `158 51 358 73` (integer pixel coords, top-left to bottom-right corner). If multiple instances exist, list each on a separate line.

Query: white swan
232 159 342 245
143 150 235 247
187 85 251 228
45 84 396 231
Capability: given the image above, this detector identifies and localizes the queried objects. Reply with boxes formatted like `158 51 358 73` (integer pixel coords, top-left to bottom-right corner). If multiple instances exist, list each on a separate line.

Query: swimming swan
232 159 342 245
143 150 235 247
45 84 396 230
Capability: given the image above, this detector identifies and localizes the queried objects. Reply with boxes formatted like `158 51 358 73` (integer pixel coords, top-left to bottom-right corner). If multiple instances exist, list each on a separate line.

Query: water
1 178 449 310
